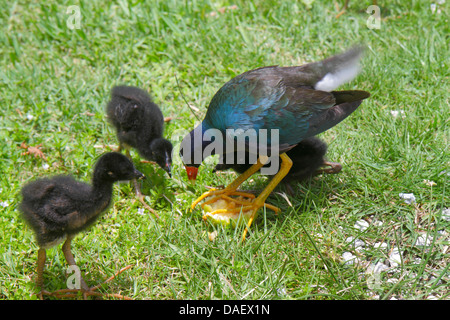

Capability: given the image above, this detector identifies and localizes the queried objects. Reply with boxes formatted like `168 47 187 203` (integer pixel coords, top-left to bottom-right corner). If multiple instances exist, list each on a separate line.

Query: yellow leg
241 153 293 241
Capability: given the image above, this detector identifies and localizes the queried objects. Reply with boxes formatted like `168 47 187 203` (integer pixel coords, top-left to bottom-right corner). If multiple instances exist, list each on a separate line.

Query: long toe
191 188 226 210
136 191 160 219
317 161 343 174
45 265 133 300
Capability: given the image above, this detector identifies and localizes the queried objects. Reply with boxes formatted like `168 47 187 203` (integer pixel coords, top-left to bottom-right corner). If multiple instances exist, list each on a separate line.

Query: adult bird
180 46 370 240
106 85 172 218
19 152 143 299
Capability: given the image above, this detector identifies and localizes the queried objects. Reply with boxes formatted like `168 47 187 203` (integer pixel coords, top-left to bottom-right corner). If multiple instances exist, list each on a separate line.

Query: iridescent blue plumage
181 46 370 170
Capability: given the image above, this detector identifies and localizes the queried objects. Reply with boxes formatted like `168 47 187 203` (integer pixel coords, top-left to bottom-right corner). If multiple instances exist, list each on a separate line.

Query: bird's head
150 138 173 177
95 152 144 184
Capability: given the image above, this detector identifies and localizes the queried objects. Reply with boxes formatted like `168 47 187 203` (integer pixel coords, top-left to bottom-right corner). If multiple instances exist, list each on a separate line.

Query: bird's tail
302 46 365 92
305 90 370 137
332 90 370 105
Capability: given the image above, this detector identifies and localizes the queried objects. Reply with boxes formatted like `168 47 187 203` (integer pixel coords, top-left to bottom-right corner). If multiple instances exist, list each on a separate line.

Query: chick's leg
122 148 159 219
36 248 48 299
61 236 90 293
133 179 160 219
335 0 350 18
43 235 132 300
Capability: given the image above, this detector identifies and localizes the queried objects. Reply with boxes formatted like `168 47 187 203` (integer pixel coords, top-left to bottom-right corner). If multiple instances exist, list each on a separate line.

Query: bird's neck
190 122 216 164
91 176 114 206
83 181 113 222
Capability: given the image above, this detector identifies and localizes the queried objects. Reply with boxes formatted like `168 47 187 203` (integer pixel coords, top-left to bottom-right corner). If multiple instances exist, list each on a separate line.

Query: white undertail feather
314 51 362 92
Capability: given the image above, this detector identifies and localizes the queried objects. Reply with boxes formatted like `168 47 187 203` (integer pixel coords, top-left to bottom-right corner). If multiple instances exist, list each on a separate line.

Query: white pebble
354 239 365 248
277 287 287 296
373 220 383 227
399 193 416 204
354 220 369 231
388 247 403 267
442 208 450 222
342 252 357 265
414 234 432 247
42 163 50 170
346 237 365 251
367 261 389 274
374 242 388 249
389 110 406 118
387 278 398 284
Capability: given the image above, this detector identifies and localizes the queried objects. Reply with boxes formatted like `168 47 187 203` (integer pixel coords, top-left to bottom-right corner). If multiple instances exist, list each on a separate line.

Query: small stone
374 242 388 249
414 234 432 247
354 220 369 231
442 208 450 222
369 262 389 274
399 193 416 204
388 247 402 267
342 252 357 265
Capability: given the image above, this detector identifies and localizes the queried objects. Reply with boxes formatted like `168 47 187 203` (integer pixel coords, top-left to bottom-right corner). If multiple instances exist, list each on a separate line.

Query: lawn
0 0 448 300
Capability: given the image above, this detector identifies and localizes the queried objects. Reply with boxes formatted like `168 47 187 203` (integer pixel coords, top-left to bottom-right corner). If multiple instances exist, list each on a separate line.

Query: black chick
213 137 342 195
106 86 172 217
106 85 173 175
19 152 144 299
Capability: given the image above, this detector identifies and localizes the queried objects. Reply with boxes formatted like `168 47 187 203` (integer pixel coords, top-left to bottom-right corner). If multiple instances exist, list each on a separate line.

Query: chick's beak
134 169 145 180
165 163 172 178
165 152 172 177
185 166 198 184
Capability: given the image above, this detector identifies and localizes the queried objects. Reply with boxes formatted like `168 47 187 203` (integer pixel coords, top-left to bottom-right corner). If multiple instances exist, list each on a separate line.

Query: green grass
0 0 448 300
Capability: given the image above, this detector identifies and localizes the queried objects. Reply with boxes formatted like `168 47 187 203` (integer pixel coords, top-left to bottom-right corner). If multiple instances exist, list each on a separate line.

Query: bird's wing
204 70 337 149
21 178 56 202
37 178 91 222
111 86 152 105
107 86 151 130
203 46 367 149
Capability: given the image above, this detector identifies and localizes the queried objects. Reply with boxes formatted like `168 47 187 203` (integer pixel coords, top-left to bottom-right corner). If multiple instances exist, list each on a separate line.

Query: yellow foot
205 197 277 242
194 190 280 242
192 188 279 214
